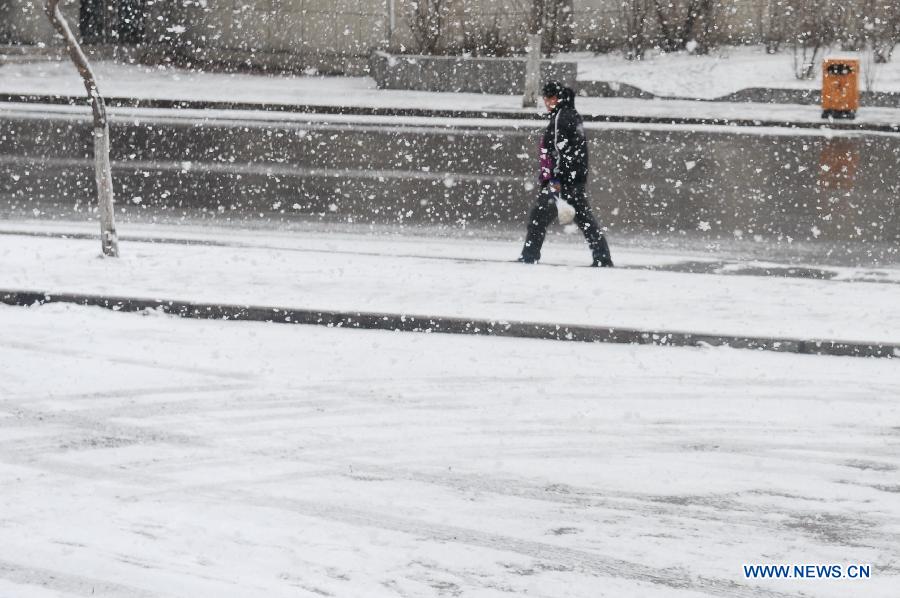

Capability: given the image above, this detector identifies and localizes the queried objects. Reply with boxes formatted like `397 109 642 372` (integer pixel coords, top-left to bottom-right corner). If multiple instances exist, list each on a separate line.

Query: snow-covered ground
4 45 900 103
1 298 898 597
3 43 899 598
1 223 898 345
571 45 900 98
3 59 900 126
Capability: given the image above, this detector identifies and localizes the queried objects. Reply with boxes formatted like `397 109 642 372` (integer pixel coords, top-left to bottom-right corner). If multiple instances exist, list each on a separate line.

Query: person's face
543 95 559 111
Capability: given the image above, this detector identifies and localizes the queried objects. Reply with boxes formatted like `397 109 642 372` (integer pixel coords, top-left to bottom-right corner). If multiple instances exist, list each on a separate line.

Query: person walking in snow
518 80 613 267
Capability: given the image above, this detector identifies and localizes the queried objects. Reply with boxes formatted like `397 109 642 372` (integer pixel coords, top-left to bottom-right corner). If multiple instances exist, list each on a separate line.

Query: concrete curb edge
2 93 899 133
2 289 896 359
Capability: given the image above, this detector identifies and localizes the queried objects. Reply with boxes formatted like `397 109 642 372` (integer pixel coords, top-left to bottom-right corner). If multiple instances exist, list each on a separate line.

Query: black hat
541 80 564 98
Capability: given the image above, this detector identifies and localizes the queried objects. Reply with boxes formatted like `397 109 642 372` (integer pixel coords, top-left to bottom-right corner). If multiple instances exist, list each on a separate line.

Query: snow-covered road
1 302 898 597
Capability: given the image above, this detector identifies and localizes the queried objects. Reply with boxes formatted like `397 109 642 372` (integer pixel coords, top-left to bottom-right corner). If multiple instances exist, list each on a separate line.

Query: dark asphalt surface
1 108 898 267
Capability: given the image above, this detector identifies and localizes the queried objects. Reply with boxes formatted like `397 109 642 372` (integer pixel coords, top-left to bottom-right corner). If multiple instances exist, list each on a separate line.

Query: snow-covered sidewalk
2 60 900 127
1 222 897 346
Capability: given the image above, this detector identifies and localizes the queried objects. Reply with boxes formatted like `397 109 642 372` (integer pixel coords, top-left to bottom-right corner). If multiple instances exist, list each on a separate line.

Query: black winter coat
541 90 589 186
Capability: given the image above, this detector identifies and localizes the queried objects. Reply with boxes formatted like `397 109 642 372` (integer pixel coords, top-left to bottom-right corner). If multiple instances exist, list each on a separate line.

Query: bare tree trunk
653 0 677 51
557 0 574 52
679 0 700 48
522 0 544 108
409 0 448 55
692 0 714 54
623 0 649 60
44 0 119 257
862 44 877 92
522 33 542 108
764 0 785 53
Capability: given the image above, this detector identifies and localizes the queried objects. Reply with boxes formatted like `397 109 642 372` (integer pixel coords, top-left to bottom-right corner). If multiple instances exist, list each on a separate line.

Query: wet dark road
1 107 898 266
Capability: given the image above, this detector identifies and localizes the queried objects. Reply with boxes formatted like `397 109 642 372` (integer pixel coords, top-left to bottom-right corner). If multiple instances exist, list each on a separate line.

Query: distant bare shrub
862 44 878 91
762 0 787 53
622 0 652 60
545 0 575 53
523 0 576 54
651 0 717 53
860 0 900 63
462 16 515 57
408 0 451 55
783 0 845 79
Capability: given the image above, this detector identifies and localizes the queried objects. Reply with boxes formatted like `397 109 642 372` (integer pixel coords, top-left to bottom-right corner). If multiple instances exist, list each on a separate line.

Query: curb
2 290 896 359
2 93 899 133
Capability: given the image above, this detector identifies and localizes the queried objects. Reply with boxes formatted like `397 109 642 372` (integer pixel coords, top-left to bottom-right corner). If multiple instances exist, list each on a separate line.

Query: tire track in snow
0 382 253 404
15 369 885 556
0 558 160 597
0 441 886 598
2 363 894 558
0 383 251 457
0 410 887 596
343 465 898 551
177 460 899 556
2 338 256 382
221 490 795 598
103 468 796 597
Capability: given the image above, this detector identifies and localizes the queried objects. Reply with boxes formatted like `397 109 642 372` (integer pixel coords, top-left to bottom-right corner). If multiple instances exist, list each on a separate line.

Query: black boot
591 236 613 267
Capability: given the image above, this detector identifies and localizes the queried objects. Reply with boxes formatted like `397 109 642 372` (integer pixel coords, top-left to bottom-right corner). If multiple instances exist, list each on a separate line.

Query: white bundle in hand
555 197 576 225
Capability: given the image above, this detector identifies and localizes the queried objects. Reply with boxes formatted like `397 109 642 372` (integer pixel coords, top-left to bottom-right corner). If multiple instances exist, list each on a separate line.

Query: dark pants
521 184 612 265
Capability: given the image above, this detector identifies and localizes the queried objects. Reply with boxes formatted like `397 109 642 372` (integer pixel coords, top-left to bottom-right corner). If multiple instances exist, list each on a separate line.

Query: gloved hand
547 178 561 193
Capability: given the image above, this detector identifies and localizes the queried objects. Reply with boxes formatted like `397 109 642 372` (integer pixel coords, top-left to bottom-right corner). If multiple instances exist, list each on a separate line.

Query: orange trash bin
822 58 859 119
